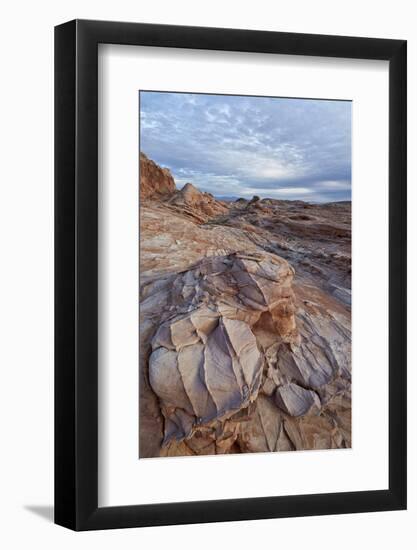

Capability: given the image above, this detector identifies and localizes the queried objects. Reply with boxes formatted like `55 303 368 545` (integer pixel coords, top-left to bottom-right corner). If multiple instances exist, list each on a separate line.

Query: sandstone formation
275 383 321 417
139 152 176 200
167 182 229 223
226 198 352 305
139 154 351 457
148 251 298 445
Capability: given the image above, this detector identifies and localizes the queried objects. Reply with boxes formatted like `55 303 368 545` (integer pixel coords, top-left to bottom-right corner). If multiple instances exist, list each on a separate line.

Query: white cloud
319 180 351 190
244 187 311 197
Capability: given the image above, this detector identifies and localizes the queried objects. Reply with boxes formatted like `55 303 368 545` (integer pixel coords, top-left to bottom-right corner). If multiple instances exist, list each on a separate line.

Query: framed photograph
55 19 407 530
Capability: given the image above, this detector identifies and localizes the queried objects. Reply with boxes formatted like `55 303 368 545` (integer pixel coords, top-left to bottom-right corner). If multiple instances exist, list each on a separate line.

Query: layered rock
139 152 176 200
148 251 298 445
141 238 351 456
275 383 321 417
223 198 351 305
139 152 228 222
167 182 229 223
139 155 352 458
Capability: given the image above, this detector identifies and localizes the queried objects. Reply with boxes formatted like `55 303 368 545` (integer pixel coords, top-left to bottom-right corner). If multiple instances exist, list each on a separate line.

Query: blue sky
140 91 351 202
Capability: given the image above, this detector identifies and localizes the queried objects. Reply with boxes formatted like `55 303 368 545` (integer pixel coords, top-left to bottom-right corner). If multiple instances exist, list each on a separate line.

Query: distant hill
214 195 242 202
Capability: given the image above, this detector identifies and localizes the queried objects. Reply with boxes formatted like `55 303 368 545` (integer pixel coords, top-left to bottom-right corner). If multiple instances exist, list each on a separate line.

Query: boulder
148 251 298 445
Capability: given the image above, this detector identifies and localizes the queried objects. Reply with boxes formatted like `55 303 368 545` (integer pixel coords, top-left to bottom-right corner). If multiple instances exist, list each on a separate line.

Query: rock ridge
139 152 176 200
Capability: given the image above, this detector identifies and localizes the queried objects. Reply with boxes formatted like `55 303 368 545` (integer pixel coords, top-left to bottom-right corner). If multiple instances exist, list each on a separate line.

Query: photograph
139 91 352 458
0 2 409 542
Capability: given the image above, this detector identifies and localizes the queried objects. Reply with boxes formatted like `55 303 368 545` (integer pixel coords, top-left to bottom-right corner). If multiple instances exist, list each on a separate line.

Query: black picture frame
55 19 407 531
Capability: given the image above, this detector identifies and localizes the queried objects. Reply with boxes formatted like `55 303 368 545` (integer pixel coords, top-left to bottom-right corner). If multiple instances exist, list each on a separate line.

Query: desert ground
139 152 351 458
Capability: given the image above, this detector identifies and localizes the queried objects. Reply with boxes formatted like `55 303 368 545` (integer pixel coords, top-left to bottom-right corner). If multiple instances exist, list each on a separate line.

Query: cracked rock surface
139 155 351 457
148 251 297 445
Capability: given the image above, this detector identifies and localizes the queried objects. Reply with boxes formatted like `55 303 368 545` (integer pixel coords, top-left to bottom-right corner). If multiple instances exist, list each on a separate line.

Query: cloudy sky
140 91 351 202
